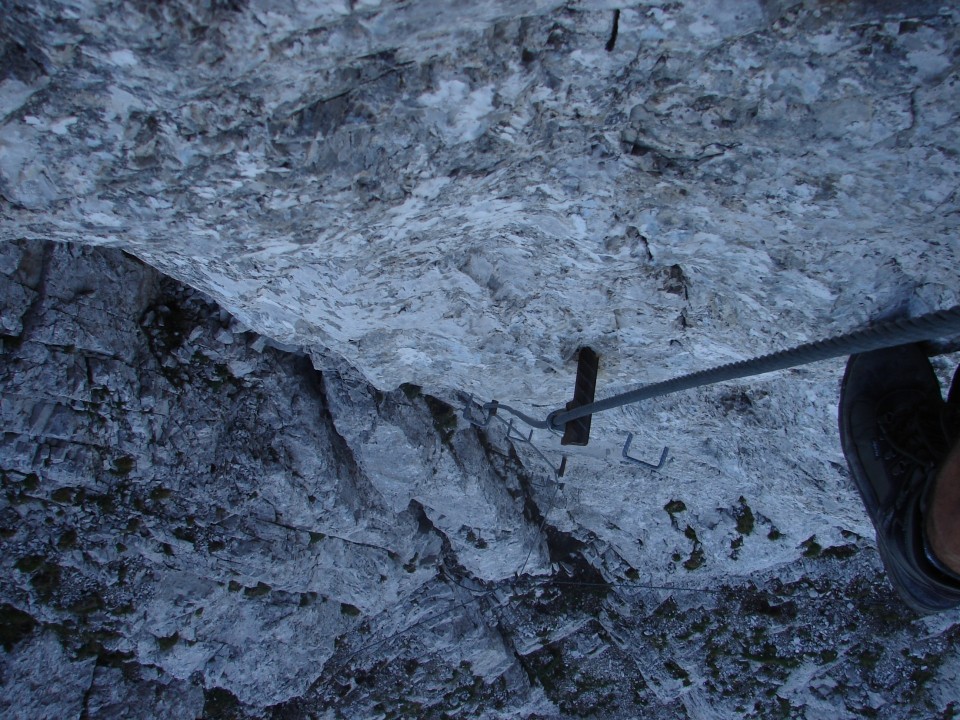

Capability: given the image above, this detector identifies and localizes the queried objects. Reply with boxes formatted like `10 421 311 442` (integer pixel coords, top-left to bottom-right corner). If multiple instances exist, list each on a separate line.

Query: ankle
926 518 960 578
925 442 960 576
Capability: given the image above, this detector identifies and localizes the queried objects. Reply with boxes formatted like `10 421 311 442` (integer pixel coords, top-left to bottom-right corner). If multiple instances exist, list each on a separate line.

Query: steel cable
548 304 960 430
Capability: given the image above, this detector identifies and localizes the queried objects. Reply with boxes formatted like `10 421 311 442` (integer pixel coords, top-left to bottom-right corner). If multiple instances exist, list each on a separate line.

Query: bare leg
928 439 960 575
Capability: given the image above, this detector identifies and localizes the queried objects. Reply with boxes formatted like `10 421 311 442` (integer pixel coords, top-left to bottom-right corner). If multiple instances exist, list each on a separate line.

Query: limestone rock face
4 0 957 402
0 241 552 708
2 0 960 717
1 239 958 719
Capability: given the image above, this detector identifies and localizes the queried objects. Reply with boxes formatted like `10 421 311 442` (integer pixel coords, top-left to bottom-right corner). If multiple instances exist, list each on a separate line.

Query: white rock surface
2 0 960 717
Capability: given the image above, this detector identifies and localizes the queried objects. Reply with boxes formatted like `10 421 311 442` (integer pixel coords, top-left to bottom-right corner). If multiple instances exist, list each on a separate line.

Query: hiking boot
839 344 960 614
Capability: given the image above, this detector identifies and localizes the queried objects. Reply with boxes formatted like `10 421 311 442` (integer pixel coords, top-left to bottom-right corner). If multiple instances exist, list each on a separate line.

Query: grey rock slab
3 0 960 716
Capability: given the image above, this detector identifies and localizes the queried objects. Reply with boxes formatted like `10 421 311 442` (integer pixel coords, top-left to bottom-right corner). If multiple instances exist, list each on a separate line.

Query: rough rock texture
2 0 958 399
0 241 551 711
2 0 960 717
2 242 959 718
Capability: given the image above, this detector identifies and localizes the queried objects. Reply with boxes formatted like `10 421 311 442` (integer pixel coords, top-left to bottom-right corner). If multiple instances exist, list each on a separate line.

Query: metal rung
561 347 599 446
622 433 669 470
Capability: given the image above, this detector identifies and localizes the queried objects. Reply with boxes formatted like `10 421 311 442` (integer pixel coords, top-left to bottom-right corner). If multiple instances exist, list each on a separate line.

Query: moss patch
203 687 243 720
22 473 39 491
51 487 77 503
734 497 755 536
682 525 705 571
157 631 180 651
111 455 136 475
683 547 706 571
664 659 692 686
243 582 271 598
400 383 421 400
424 395 458 445
341 602 362 617
14 555 45 573
801 536 822 558
149 486 172 501
664 499 687 514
